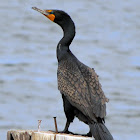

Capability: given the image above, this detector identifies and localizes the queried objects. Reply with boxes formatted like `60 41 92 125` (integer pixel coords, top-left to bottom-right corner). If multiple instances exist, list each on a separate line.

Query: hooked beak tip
32 7 47 15
32 7 55 21
32 7 37 10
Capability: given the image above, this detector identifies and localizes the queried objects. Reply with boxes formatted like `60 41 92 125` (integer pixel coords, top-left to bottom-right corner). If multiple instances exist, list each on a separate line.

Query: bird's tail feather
89 123 114 140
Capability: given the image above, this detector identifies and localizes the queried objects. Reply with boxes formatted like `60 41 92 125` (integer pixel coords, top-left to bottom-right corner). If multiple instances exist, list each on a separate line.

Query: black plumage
32 7 114 140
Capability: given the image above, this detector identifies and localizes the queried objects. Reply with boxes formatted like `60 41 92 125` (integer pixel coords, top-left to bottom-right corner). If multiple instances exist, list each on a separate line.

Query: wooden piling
7 130 94 140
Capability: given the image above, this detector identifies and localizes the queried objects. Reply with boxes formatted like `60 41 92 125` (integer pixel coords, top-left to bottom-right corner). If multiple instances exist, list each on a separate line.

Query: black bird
32 7 114 140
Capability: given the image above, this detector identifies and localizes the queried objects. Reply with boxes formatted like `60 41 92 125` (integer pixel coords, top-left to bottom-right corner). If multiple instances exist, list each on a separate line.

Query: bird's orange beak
32 7 55 22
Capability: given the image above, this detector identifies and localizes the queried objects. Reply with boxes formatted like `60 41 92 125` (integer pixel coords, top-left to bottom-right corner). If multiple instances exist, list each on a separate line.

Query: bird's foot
81 131 92 137
60 131 92 137
48 129 74 134
58 130 74 134
48 130 92 137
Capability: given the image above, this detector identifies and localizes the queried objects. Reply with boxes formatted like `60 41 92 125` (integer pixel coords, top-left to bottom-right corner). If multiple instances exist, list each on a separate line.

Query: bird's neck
57 18 76 61
59 21 75 46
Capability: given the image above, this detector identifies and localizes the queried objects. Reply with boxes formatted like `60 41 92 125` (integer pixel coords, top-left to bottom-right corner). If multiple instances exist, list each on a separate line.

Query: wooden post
7 130 33 140
7 130 94 140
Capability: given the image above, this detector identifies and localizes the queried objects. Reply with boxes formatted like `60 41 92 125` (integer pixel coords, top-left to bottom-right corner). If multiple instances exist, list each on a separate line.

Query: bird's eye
50 11 54 14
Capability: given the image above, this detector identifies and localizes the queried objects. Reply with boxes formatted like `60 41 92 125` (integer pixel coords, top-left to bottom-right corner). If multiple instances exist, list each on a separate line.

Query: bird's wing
57 60 108 120
78 62 109 118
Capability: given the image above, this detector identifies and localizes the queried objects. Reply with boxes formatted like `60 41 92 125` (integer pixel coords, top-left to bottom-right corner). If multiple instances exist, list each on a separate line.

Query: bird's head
32 7 71 27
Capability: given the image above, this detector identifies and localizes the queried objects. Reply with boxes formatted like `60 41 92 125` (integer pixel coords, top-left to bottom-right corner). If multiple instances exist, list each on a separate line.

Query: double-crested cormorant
32 7 114 140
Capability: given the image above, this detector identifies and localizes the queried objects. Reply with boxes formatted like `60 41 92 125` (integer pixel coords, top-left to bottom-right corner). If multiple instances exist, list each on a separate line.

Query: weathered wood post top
7 130 94 140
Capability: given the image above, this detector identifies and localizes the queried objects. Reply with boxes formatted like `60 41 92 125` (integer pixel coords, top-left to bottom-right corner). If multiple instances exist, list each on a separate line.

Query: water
0 0 140 139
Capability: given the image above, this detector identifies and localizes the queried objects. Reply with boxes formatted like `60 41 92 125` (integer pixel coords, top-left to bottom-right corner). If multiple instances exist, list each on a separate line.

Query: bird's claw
58 130 74 134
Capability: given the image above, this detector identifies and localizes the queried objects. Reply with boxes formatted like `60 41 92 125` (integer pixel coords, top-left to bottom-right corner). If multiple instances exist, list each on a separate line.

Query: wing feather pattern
57 59 109 121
